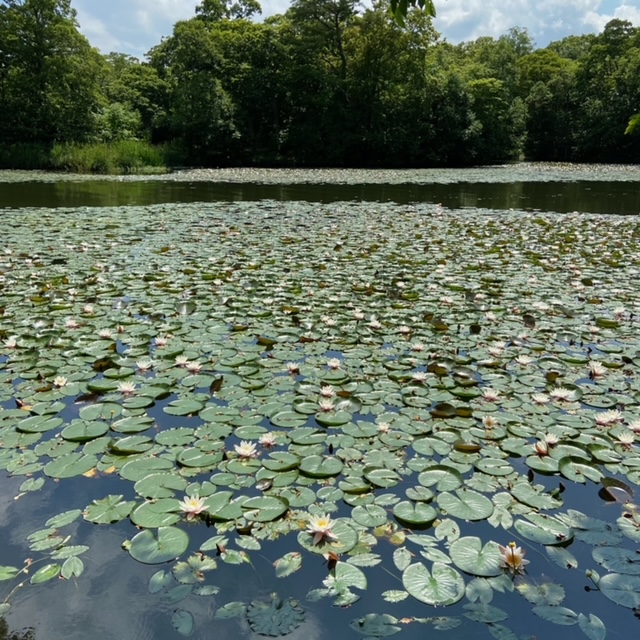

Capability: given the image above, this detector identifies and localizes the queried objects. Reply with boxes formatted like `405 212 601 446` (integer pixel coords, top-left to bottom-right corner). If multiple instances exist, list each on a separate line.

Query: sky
73 0 640 59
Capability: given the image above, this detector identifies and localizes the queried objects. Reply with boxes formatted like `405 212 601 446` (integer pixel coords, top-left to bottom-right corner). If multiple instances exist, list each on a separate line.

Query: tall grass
50 140 167 173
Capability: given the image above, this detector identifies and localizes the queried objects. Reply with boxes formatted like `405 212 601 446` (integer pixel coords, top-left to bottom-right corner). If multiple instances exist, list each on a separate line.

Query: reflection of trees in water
0 619 35 640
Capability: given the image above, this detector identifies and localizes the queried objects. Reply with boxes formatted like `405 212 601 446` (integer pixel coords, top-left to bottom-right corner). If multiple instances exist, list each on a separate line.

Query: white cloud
72 0 640 55
583 2 640 31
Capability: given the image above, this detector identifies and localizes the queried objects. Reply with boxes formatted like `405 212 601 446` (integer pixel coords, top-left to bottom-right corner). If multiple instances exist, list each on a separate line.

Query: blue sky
73 0 640 58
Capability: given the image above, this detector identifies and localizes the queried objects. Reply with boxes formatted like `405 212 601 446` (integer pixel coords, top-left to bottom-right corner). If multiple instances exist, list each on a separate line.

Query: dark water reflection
2 179 640 213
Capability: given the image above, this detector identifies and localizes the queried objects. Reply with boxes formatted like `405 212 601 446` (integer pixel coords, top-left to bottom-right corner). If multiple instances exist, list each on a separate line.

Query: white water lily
175 355 188 366
411 371 428 383
97 328 113 339
185 361 202 374
318 398 336 413
319 385 336 398
53 375 68 388
532 393 550 405
589 361 607 378
618 432 635 448
178 495 206 521
136 359 153 371
234 440 258 459
482 415 498 429
549 387 573 402
499 542 529 575
117 380 136 395
595 409 623 427
326 358 341 370
306 513 338 545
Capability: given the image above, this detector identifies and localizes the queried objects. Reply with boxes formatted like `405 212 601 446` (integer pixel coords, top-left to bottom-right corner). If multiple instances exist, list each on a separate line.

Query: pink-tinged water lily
179 495 206 521
259 432 277 448
499 542 529 574
589 361 607 378
306 513 338 545
533 440 549 457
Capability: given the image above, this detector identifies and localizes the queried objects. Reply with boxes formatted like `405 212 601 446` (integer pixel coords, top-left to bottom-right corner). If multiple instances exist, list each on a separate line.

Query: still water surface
2 178 640 213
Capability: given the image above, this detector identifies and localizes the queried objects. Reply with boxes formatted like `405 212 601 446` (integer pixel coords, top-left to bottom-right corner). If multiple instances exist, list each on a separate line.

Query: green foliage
49 141 166 173
0 1 637 168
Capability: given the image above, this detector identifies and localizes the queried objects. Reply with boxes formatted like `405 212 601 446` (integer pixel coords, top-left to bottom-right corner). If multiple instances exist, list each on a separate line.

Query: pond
1 165 640 640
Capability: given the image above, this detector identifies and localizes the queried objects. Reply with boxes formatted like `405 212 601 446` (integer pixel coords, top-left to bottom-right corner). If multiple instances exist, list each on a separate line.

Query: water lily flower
319 385 336 398
533 440 549 456
627 420 640 434
617 432 635 449
185 361 202 374
4 336 18 348
532 393 550 405
179 495 206 521
549 387 573 402
482 388 500 402
368 318 382 329
516 355 533 365
83 304 95 315
399 325 411 334
117 381 136 395
589 361 607 378
327 358 341 370
154 335 169 347
98 328 113 339
499 542 529 575
411 371 428 383
482 415 498 429
259 432 277 448
53 376 68 388
318 398 336 413
411 342 425 352
234 440 258 459
544 433 559 446
306 513 338 545
175 355 188 366
377 422 391 434
287 362 300 374
65 317 80 329
595 409 623 427
136 359 153 372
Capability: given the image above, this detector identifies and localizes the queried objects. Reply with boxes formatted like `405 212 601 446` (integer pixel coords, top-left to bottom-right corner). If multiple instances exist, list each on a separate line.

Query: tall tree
0 0 103 144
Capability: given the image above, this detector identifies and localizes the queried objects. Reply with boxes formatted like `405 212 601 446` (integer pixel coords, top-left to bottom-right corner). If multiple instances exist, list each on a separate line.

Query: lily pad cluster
1 199 640 638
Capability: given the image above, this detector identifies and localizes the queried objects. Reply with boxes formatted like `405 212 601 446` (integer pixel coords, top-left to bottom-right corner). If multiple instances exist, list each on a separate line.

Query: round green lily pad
127 526 189 564
402 562 465 606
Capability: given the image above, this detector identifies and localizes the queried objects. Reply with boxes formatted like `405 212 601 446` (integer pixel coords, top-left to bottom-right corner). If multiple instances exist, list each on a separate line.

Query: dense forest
0 0 639 170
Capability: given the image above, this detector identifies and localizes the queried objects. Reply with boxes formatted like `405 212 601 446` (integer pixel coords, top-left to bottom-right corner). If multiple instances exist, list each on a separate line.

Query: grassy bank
0 140 171 174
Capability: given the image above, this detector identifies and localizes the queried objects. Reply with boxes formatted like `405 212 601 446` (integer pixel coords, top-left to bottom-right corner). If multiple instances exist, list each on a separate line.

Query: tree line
1 0 639 169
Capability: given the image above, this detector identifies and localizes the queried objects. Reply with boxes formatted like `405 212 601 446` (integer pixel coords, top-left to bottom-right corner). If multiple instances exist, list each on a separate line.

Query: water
1 167 640 640
1 178 640 214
